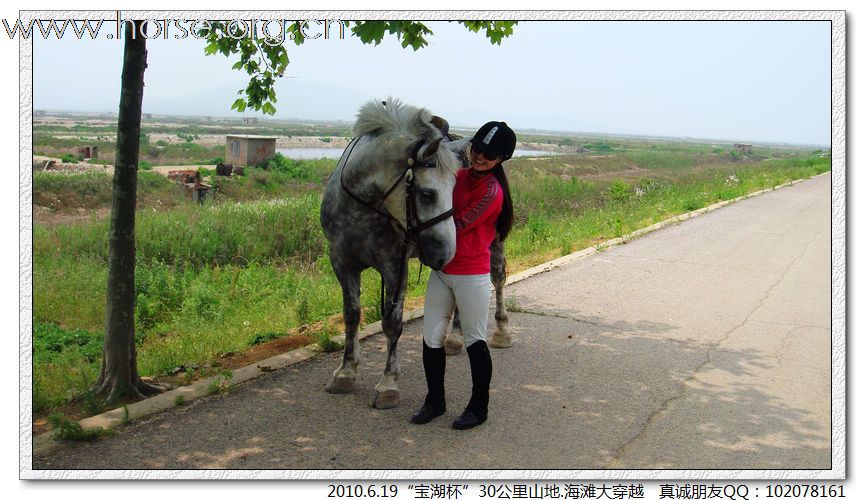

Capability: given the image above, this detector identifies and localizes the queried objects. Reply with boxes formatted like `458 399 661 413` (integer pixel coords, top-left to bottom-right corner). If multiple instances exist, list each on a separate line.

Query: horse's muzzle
427 256 449 271
417 237 456 271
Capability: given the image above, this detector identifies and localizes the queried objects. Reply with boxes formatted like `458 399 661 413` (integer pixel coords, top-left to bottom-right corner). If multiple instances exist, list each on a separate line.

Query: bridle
337 136 455 319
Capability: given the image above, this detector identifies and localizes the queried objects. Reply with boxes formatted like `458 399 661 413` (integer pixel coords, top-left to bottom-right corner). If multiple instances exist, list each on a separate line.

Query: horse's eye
420 189 437 203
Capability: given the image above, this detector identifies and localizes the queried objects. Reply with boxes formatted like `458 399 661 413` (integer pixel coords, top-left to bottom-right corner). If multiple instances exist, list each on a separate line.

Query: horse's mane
353 97 459 175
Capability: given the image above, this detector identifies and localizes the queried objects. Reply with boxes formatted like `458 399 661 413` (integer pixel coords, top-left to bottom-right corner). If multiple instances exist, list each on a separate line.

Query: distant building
225 135 277 166
76 146 99 160
34 110 46 117
143 113 153 119
241 117 258 125
734 143 753 154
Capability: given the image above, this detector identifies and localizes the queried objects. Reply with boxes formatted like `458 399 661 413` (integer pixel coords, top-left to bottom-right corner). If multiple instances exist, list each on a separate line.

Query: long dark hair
491 163 514 241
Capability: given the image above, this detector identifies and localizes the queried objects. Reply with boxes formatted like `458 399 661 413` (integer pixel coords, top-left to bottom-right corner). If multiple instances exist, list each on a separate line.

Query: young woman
412 121 516 430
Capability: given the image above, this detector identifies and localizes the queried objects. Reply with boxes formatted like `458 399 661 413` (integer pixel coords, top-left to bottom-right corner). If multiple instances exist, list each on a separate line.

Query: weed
608 217 624 237
297 293 311 324
207 369 234 395
717 188 740 201
315 331 344 353
174 395 186 406
34 322 103 364
504 296 530 314
47 413 112 442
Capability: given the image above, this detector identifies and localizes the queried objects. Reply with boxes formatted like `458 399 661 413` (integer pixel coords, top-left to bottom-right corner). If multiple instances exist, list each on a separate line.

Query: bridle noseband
337 136 455 319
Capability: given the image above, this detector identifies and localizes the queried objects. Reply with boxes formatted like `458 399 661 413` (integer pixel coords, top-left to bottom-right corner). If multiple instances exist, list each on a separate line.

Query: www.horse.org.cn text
2 13 348 44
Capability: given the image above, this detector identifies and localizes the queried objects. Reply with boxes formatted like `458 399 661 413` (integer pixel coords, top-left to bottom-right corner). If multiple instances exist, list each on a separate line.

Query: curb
32 171 828 456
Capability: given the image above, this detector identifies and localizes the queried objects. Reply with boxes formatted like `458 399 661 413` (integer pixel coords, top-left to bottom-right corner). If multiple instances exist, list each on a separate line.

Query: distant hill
40 78 376 122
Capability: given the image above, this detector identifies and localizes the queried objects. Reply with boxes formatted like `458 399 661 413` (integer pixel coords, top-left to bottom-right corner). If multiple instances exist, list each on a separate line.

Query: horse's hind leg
443 307 464 355
488 235 511 349
326 266 361 394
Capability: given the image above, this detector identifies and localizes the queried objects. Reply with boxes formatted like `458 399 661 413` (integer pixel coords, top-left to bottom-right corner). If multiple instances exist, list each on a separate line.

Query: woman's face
470 144 500 173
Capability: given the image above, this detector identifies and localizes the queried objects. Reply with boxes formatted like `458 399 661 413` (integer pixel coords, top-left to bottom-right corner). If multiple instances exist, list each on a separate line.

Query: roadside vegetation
31 124 830 423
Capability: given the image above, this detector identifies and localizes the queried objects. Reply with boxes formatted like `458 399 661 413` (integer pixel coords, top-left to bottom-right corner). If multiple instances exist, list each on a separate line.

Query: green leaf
352 21 387 45
230 98 246 113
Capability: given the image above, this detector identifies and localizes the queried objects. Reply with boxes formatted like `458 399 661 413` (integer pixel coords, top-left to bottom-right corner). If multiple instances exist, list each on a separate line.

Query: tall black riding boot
453 340 492 430
411 340 446 424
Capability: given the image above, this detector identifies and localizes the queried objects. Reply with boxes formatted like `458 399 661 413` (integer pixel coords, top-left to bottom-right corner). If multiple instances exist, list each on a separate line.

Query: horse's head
352 98 458 270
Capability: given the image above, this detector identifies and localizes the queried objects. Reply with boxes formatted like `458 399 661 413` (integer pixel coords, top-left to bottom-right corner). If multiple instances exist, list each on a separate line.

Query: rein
338 136 455 321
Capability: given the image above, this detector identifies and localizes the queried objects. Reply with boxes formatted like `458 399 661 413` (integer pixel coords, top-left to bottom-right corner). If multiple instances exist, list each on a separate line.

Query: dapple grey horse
321 98 464 408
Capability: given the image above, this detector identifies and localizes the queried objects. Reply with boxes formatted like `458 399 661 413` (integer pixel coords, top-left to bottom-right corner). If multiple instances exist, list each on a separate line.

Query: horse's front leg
488 235 511 349
370 268 406 409
326 266 362 394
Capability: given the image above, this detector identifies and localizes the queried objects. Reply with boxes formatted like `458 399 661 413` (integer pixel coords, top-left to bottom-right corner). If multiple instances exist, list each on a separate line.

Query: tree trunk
94 20 163 404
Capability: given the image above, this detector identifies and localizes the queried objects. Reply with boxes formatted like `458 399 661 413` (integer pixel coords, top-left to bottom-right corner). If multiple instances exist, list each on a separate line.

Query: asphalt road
32 174 832 471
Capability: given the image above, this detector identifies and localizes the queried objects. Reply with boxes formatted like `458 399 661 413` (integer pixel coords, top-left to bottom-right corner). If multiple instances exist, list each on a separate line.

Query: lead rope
380 168 415 322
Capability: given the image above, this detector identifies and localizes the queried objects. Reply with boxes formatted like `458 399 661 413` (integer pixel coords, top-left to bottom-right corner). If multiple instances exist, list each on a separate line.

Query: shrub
681 197 704 211
584 142 614 152
248 331 283 346
607 180 631 202
48 413 111 441
257 153 319 182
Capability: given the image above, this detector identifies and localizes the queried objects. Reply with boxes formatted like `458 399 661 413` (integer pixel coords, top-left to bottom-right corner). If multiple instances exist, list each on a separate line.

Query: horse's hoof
326 376 355 394
489 333 512 349
444 338 464 355
370 390 400 409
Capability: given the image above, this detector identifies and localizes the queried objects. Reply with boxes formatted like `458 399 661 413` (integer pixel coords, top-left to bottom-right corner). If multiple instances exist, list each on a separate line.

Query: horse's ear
430 116 450 137
418 137 442 161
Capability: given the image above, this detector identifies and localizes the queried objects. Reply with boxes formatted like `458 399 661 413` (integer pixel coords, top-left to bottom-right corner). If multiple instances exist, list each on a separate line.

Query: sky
32 18 831 146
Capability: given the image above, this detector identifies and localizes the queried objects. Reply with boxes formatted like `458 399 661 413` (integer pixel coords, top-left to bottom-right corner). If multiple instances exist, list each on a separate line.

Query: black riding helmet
470 121 517 161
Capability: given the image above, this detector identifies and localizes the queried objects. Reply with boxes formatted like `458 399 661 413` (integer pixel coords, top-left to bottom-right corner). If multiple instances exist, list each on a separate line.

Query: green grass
503 156 830 269
31 144 830 413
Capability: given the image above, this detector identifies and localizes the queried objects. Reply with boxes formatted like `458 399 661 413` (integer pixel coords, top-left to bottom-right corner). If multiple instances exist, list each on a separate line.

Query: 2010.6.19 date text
327 484 399 498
